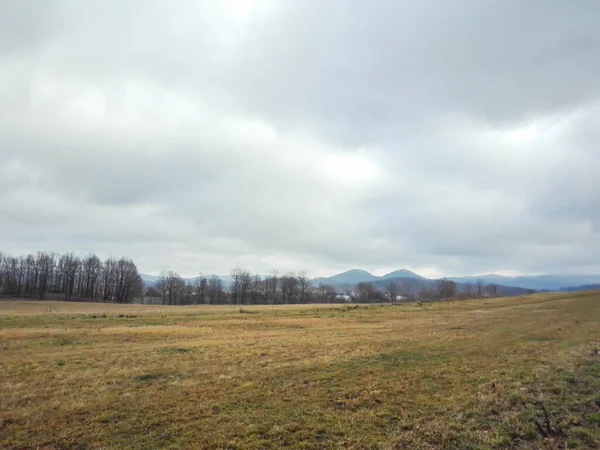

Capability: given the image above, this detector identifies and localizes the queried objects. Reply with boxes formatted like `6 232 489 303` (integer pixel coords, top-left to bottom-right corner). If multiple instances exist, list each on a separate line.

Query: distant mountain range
559 284 600 293
312 269 423 286
312 269 600 293
448 274 600 291
140 269 600 294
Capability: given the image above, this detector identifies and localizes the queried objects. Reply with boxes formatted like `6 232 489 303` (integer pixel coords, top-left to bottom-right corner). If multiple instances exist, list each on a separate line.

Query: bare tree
230 268 252 305
114 258 143 303
207 275 223 304
82 253 102 299
60 253 80 300
102 258 118 301
465 281 474 298
36 252 55 300
386 281 398 302
438 279 457 299
476 279 484 297
230 268 243 305
166 271 185 305
157 270 169 305
262 275 270 304
317 283 336 303
14 256 25 297
357 282 375 303
486 283 498 297
146 286 161 299
24 254 35 295
240 270 252 305
156 270 185 305
0 250 142 303
263 270 278 305
297 271 312 303
280 273 298 304
184 281 194 304
251 274 262 304
194 273 208 305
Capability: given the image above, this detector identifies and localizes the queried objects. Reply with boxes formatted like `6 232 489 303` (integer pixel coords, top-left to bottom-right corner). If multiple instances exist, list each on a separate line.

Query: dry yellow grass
0 300 342 316
1 292 599 449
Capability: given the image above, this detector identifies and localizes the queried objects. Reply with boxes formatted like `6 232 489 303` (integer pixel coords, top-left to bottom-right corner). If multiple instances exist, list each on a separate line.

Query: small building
335 294 352 303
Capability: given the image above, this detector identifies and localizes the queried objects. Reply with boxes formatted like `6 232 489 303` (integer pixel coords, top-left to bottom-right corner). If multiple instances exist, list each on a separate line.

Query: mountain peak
340 269 373 276
382 269 424 280
314 268 425 286
320 269 377 285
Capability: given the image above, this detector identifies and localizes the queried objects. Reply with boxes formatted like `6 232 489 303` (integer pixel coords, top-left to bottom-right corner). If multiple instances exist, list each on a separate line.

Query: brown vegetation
1 292 599 449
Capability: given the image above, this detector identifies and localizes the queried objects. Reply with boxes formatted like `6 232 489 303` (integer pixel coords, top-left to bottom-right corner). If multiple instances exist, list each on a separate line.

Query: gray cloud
1 0 599 278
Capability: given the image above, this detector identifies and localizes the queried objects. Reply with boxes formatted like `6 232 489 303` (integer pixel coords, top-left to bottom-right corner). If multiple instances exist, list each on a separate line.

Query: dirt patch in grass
133 373 165 382
157 347 192 355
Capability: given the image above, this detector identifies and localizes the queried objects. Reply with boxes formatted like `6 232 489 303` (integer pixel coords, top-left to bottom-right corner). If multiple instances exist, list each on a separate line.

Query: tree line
357 279 500 303
147 269 334 305
146 270 501 306
0 251 143 303
1 250 506 305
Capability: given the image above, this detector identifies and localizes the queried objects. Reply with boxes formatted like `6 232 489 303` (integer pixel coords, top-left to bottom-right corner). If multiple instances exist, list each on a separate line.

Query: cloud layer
1 0 599 277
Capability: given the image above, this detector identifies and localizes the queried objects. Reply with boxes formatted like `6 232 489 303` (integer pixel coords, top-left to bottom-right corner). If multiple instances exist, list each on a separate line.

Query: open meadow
1 292 599 449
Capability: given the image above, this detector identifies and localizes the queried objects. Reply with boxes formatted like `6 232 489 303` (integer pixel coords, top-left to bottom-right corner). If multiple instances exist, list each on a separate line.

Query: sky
1 0 599 278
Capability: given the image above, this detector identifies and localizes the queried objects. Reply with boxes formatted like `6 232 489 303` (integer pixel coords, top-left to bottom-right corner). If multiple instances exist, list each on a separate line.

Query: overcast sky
1 1 599 278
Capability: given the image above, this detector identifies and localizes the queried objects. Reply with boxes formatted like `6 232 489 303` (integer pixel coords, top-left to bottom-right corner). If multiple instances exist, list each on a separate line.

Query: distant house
335 294 352 303
139 296 162 305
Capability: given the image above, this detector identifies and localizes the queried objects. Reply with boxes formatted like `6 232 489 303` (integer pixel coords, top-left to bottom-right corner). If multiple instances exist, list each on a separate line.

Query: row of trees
148 269 327 306
130 267 504 306
356 279 499 303
146 270 485 306
230 269 313 305
1 250 504 305
356 280 457 303
151 271 225 305
0 251 143 303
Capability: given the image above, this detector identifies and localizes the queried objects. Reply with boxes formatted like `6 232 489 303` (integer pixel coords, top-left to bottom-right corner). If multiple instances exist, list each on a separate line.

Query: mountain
381 269 424 280
142 269 600 294
140 274 160 285
314 269 600 294
314 269 378 286
449 274 600 291
314 268 423 287
559 284 600 292
369 276 532 297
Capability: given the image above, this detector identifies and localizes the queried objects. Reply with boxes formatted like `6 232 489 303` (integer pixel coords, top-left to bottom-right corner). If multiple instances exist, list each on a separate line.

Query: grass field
1 293 599 449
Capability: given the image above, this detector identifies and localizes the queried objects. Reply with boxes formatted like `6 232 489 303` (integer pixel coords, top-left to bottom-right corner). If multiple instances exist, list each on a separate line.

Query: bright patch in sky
224 0 269 21
504 123 540 144
324 153 378 184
